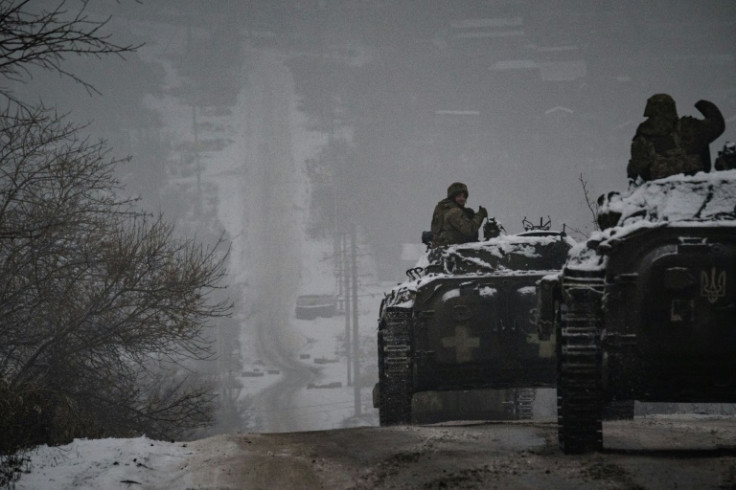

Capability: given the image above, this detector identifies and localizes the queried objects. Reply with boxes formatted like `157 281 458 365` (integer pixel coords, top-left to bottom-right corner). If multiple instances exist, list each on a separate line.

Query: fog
18 0 734 276
14 0 736 433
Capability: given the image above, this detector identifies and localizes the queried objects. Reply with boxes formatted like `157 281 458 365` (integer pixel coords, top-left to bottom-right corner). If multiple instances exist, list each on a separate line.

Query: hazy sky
18 0 736 279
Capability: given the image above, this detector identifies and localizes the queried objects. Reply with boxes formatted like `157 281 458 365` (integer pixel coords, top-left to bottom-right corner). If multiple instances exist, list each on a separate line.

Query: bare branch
0 105 230 445
578 173 600 232
0 0 142 106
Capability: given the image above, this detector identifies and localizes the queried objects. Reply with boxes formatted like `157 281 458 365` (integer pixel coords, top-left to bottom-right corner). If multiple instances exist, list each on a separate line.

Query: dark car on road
295 294 337 320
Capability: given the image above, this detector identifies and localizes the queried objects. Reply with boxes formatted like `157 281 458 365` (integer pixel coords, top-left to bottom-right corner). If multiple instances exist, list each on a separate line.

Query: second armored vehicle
375 220 575 425
537 170 736 453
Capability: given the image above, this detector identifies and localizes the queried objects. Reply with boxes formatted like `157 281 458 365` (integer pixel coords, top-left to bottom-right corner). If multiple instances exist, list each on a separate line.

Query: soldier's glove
477 206 488 219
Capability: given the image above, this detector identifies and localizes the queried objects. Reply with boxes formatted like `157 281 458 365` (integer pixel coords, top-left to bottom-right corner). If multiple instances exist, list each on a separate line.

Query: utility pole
192 105 202 216
351 224 361 416
343 231 352 386
185 19 202 217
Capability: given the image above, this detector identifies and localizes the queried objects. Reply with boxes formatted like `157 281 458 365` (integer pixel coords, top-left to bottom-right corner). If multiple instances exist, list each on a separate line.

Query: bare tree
0 108 231 447
0 2 232 451
578 173 600 232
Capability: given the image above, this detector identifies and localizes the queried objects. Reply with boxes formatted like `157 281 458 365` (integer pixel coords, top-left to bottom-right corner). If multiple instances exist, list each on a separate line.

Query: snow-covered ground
13 437 193 489
13 414 736 489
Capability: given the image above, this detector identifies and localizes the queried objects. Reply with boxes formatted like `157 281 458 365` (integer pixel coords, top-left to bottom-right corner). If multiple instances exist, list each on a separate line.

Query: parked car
295 294 338 320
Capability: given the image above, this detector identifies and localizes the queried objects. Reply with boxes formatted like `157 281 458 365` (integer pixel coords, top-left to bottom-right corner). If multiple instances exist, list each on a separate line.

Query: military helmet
447 182 469 199
643 93 677 120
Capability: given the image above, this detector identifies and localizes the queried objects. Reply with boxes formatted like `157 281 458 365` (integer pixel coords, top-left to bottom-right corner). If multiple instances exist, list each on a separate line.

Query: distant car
295 294 337 320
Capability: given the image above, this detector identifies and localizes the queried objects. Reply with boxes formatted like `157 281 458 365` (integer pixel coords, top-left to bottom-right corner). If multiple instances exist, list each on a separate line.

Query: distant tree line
0 0 231 463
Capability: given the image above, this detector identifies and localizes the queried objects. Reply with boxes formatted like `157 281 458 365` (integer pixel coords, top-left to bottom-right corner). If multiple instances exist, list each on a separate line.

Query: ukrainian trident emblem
700 267 726 304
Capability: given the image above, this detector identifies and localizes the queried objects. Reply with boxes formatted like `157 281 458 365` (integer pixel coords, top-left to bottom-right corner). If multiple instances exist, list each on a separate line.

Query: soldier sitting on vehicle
429 181 488 247
715 141 736 171
627 94 725 182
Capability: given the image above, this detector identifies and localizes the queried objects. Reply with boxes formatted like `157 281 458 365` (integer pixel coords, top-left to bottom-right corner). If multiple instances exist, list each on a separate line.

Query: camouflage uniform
627 95 724 182
430 182 487 247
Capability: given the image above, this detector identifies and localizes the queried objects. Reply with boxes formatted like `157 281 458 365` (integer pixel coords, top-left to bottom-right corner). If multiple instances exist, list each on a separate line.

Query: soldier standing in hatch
430 182 488 247
627 94 725 182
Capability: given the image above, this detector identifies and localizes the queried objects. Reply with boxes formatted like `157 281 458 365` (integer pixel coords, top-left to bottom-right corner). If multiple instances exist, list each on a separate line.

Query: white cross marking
441 326 480 363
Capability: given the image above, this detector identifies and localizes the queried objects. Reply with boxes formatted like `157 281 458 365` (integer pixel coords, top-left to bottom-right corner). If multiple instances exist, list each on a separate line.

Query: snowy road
243 51 317 432
215 49 318 432
205 46 380 433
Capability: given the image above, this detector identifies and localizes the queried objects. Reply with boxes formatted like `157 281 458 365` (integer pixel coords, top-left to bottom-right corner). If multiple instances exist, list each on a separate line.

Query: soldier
627 93 679 182
627 94 724 182
430 182 488 247
715 141 736 171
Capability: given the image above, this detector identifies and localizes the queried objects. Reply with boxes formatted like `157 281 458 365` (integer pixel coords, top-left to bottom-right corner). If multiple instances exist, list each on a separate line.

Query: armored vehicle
375 219 575 425
537 170 736 453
